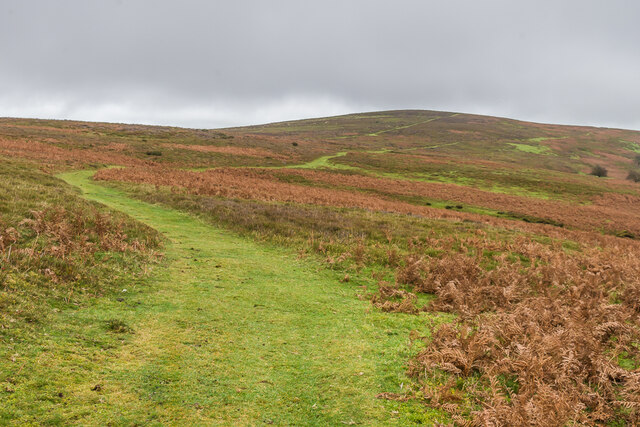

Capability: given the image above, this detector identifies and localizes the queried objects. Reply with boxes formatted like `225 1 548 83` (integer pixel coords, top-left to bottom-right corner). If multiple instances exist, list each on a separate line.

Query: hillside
3 110 640 424
227 109 640 179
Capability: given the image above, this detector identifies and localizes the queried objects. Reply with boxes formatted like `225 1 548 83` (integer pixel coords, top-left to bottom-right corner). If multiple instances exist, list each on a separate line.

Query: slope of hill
2 110 640 424
227 109 640 180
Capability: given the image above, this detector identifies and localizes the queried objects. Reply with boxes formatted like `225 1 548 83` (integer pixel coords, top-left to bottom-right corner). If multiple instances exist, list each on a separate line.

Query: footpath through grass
11 169 445 425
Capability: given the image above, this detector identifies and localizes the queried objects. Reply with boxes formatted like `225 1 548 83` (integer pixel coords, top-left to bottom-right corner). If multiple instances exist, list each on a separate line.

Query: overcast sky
1 0 639 129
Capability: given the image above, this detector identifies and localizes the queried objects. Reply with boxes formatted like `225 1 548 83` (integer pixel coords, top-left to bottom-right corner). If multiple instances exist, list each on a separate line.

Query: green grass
0 169 450 425
286 151 354 170
527 137 566 143
286 149 392 171
507 142 554 155
622 140 640 154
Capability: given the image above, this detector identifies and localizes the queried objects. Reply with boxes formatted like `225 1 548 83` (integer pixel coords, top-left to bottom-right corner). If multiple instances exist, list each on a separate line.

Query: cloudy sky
1 0 639 129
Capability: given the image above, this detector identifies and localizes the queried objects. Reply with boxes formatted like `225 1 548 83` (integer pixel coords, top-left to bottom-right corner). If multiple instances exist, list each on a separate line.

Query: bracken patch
388 235 640 424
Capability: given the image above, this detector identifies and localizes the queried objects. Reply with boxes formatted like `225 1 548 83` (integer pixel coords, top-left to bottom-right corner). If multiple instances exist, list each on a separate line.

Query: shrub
627 170 640 182
145 150 162 156
590 164 608 177
634 154 640 166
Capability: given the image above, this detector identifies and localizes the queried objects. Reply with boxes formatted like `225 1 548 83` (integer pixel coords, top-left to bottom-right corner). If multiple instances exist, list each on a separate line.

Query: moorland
2 110 640 424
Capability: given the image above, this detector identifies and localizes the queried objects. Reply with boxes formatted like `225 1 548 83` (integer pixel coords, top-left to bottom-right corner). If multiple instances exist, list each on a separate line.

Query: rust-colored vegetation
0 159 161 328
162 143 290 160
0 136 148 169
95 165 640 239
392 235 640 424
94 165 492 221
266 168 640 236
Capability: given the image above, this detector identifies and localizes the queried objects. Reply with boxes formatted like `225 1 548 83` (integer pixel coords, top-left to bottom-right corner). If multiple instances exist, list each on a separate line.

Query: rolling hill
2 110 640 424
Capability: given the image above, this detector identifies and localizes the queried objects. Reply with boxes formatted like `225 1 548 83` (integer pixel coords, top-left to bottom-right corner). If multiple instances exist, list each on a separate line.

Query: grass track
17 170 445 425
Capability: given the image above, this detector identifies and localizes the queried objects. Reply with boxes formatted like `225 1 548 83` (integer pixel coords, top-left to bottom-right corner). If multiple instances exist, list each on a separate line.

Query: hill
2 110 640 424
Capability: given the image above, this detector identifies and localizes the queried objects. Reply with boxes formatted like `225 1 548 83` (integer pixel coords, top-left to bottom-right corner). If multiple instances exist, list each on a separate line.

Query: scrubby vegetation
94 165 640 238
400 236 640 423
4 110 640 424
628 169 640 182
0 159 161 330
590 164 609 177
98 176 640 425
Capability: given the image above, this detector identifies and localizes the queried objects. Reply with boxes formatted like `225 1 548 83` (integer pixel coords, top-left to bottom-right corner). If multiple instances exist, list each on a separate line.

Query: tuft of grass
106 319 132 333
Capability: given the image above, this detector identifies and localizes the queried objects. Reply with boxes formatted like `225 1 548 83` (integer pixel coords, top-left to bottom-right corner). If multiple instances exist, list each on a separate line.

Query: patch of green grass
617 352 639 370
527 136 566 143
621 140 640 154
287 151 352 169
507 142 554 155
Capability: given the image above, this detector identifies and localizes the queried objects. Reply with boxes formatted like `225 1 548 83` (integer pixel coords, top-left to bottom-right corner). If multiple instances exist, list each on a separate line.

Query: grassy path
16 170 441 425
366 115 458 137
287 149 388 171
331 113 460 138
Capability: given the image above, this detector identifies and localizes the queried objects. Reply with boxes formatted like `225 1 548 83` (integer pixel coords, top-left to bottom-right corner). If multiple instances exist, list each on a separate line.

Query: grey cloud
1 0 639 129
